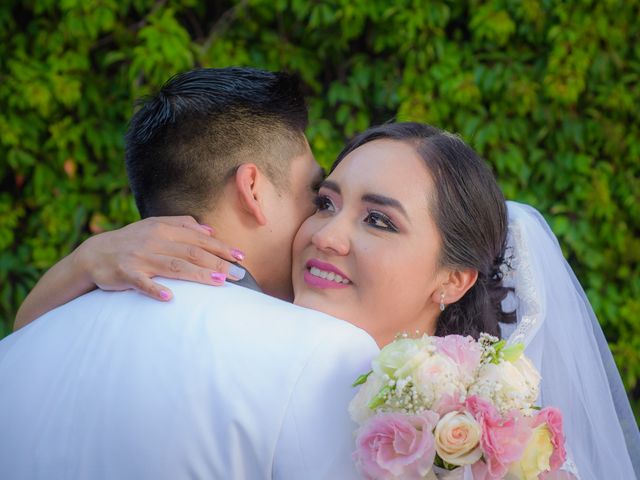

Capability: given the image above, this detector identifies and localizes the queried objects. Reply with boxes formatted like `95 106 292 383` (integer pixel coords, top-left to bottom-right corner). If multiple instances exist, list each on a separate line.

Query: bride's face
292 139 448 346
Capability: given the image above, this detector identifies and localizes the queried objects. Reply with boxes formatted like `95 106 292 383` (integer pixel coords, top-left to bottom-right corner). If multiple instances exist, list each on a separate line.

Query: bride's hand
14 215 244 330
76 216 246 301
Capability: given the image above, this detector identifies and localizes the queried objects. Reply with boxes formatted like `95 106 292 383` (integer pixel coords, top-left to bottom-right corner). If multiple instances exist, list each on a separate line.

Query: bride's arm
14 216 244 330
14 244 96 330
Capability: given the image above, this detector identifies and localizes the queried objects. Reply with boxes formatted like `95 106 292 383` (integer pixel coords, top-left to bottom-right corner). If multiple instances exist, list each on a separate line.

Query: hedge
1 0 638 417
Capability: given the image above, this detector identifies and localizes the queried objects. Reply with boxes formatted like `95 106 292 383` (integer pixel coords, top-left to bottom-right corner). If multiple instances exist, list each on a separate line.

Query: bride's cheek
293 219 315 249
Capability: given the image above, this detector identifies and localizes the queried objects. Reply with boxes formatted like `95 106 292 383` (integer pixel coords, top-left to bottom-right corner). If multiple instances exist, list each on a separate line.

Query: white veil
500 201 640 478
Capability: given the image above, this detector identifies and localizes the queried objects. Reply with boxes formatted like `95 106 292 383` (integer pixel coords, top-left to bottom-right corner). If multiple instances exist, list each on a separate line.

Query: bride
15 122 639 478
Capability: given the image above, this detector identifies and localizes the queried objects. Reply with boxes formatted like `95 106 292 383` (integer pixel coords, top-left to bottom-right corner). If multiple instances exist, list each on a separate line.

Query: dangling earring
439 291 446 312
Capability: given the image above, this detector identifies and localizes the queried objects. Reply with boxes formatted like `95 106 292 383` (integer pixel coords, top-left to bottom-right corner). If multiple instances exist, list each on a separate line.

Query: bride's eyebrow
318 179 341 194
320 180 409 219
362 193 409 220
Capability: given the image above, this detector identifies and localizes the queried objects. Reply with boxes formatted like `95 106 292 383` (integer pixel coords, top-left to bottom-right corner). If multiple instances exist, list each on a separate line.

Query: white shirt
0 279 379 479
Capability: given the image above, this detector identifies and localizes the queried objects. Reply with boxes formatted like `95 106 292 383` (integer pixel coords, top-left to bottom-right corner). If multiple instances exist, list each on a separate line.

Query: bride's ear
234 163 268 226
432 269 479 307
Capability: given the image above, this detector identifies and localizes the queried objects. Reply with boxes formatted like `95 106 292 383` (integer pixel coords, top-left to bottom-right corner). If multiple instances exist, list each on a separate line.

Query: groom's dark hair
125 67 309 219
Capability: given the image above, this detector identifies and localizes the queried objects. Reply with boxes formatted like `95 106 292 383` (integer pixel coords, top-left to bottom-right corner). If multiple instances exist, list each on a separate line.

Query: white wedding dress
500 202 639 479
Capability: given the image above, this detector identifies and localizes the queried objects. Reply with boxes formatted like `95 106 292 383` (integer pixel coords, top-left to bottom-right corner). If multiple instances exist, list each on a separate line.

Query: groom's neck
200 209 272 293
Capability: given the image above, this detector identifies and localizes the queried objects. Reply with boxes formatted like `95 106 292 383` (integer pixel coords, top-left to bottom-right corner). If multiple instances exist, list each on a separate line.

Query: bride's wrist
72 235 102 290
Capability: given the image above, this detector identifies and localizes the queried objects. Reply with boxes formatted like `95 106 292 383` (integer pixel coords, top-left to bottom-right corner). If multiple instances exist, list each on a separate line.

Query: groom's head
125 67 323 300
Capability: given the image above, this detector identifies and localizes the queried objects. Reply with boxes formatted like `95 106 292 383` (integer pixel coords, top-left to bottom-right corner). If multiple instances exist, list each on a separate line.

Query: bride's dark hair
332 122 515 338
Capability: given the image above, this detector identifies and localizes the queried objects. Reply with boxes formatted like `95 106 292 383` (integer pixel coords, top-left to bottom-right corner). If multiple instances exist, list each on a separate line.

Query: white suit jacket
0 279 379 479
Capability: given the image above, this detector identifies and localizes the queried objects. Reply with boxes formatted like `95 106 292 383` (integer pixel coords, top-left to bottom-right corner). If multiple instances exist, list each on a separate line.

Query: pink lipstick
303 259 351 289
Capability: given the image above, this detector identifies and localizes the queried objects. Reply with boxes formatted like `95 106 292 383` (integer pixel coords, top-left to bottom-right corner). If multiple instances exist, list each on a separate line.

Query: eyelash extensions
312 194 334 212
364 209 398 232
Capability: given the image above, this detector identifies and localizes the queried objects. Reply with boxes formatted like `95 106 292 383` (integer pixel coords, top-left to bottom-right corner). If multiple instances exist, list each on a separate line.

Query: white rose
349 373 385 424
469 360 537 412
372 337 426 378
434 411 482 466
513 356 541 404
411 353 465 408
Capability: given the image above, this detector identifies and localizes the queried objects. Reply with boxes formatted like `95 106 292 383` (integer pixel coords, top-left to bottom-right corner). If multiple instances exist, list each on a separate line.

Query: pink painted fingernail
159 290 171 300
199 224 214 234
231 248 245 261
211 272 227 283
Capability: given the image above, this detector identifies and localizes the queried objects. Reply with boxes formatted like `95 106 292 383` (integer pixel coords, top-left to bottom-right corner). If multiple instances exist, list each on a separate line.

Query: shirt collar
228 268 262 293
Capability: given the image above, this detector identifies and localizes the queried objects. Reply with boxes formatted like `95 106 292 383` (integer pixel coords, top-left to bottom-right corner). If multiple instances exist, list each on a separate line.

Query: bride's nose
310 216 350 256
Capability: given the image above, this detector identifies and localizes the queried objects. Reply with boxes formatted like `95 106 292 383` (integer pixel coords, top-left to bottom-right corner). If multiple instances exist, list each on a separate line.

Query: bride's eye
312 194 335 213
364 210 398 232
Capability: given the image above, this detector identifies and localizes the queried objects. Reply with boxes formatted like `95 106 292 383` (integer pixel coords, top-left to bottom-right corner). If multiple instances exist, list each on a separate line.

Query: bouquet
349 334 566 479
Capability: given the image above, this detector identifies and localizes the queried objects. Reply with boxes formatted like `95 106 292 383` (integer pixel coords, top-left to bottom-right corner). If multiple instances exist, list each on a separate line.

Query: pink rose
466 396 531 479
432 392 465 416
532 407 567 471
435 335 482 383
354 411 439 479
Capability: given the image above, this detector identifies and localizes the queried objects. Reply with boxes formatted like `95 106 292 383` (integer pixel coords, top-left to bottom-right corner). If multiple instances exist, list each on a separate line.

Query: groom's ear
433 268 479 306
234 163 268 226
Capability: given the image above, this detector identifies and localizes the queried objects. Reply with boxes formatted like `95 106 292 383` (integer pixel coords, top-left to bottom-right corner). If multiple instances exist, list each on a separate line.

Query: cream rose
513 356 541 403
434 411 482 466
507 423 554 479
469 360 538 412
411 354 465 408
372 337 425 378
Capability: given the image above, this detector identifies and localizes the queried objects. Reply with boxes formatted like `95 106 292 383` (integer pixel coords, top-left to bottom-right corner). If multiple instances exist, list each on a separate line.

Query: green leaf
502 343 525 363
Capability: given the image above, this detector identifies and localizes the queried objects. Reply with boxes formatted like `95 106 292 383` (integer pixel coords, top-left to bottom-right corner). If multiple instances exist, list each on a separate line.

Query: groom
0 68 378 478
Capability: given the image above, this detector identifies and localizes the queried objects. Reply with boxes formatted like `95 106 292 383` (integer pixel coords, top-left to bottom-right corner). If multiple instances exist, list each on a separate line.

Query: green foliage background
1 1 639 415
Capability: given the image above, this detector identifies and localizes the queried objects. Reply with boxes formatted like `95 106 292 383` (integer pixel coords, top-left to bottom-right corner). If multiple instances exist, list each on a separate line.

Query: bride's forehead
330 141 431 189
325 159 433 217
